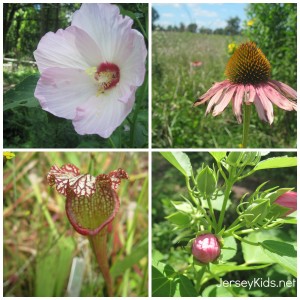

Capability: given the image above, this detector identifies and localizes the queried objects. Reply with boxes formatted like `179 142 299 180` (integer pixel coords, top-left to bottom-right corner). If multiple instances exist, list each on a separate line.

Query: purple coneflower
194 42 297 146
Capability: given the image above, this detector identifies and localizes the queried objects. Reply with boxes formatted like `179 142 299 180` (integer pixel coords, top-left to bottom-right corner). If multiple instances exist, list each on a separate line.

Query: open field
152 32 296 148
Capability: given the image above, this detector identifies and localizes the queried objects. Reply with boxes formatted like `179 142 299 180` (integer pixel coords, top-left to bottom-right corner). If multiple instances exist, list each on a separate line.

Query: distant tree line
4 3 81 59
152 7 241 35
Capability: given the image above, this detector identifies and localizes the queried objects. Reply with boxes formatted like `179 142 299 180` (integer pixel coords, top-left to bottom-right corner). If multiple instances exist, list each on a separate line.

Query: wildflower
190 61 203 67
34 4 147 138
47 164 128 235
48 163 128 296
192 233 221 263
3 152 15 160
194 42 297 125
247 19 254 26
3 152 15 166
227 42 237 55
273 191 297 216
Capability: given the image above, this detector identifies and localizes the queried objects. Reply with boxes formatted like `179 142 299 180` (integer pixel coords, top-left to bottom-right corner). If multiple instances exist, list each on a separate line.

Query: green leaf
152 265 177 297
110 239 148 278
152 253 178 297
178 275 197 297
261 240 297 277
165 211 191 226
254 157 297 171
152 251 197 297
160 152 192 177
35 237 75 296
202 284 233 297
210 152 227 162
210 263 272 275
4 74 40 111
242 231 277 264
171 200 194 214
222 236 237 261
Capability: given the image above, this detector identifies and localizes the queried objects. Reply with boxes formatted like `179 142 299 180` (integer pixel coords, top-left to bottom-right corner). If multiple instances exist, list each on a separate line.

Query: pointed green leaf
254 157 297 171
178 275 197 297
160 152 192 177
4 74 40 111
210 152 227 162
261 240 297 277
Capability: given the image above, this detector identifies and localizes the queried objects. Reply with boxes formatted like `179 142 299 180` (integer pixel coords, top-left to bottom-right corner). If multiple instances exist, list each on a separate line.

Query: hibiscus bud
192 234 221 263
273 191 297 216
196 166 217 197
226 152 242 166
242 198 270 227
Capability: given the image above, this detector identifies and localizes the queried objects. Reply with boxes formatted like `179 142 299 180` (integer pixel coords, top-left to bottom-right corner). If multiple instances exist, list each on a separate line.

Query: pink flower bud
192 234 221 263
274 191 297 216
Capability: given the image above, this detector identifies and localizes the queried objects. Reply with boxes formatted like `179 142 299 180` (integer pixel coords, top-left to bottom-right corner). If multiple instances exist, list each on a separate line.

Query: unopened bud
273 191 297 216
192 234 221 263
197 166 217 198
242 199 270 227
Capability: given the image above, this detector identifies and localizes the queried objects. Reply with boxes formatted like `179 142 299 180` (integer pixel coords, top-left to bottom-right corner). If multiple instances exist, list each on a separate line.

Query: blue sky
153 3 248 30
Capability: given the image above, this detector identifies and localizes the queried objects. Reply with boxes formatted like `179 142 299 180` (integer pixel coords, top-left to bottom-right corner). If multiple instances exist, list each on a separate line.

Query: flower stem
242 104 251 148
195 265 207 292
217 182 233 233
232 233 260 246
88 232 113 297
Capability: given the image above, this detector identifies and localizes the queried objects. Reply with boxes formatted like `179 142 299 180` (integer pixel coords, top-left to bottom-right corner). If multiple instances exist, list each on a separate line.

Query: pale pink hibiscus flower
194 42 297 124
34 4 147 138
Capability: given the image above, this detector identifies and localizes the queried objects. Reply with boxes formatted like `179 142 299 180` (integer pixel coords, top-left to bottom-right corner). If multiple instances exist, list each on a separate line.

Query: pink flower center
94 62 120 94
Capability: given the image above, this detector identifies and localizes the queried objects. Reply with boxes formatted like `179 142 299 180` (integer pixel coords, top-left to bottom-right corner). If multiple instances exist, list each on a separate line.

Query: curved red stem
88 231 113 297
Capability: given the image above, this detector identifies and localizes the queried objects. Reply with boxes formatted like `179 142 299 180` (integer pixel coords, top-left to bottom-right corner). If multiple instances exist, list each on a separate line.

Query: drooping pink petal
269 79 297 99
212 85 237 116
245 84 256 104
263 83 297 111
48 164 96 197
65 174 120 236
73 88 136 138
255 85 274 124
232 84 244 123
34 26 102 73
34 67 96 120
205 87 225 114
194 80 231 106
253 94 268 123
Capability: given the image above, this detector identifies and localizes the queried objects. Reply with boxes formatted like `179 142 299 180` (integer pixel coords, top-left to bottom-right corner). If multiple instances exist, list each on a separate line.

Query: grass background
3 152 148 297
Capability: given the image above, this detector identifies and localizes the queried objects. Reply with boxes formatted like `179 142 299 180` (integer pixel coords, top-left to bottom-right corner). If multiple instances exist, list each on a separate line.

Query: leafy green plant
152 152 296 297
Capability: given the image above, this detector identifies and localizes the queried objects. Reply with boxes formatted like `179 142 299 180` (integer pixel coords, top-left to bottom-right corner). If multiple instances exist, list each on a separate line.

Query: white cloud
162 13 175 18
193 8 218 18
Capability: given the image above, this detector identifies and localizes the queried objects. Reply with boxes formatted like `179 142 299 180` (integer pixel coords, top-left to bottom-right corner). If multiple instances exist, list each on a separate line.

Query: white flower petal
72 4 134 62
72 89 136 138
35 67 96 119
34 26 102 73
117 30 147 87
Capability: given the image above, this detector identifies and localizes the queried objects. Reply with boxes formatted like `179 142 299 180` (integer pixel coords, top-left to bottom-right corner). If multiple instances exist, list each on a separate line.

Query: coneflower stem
88 232 113 297
242 104 251 148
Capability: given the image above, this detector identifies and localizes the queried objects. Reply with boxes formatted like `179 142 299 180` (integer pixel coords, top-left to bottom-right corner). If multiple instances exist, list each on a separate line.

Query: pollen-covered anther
94 62 120 95
225 42 271 85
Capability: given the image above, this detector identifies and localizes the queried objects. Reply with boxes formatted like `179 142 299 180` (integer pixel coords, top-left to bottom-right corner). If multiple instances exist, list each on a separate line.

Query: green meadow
152 31 296 148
